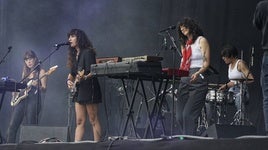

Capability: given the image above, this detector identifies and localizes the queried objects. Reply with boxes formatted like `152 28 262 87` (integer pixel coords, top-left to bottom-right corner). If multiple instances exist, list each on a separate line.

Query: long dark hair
67 29 96 69
22 50 40 79
177 17 204 46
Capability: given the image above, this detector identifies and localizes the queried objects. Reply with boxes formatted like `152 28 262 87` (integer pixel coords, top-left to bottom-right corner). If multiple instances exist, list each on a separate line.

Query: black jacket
253 1 268 49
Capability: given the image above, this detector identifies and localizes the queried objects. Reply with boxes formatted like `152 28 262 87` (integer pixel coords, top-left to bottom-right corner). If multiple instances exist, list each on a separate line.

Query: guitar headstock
46 65 58 76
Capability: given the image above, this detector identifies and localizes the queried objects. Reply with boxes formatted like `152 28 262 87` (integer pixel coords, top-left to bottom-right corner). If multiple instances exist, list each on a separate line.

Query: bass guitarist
6 50 47 143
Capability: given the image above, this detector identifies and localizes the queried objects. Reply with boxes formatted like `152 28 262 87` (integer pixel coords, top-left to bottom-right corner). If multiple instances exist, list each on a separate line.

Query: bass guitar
11 65 58 106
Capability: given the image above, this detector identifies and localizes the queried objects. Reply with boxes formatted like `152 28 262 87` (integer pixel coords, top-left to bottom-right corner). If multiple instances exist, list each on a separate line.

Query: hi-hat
229 78 254 82
208 83 222 88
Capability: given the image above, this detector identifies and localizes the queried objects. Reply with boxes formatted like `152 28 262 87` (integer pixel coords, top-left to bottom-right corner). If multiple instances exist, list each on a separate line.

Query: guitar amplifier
91 61 162 77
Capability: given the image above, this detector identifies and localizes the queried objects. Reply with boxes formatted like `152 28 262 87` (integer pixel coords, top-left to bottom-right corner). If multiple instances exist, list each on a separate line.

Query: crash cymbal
208 83 222 87
229 78 254 82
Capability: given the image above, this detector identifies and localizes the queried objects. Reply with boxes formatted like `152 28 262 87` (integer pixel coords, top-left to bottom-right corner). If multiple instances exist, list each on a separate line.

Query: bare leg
86 104 102 142
74 103 87 142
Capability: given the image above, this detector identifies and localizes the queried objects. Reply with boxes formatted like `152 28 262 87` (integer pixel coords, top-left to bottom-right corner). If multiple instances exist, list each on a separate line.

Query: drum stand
196 107 209 135
231 81 252 125
215 103 227 124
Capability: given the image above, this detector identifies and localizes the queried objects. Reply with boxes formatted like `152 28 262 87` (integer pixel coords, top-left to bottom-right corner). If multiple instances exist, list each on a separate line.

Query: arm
67 73 75 89
238 60 254 83
39 69 47 91
30 69 47 91
82 50 96 79
179 45 185 67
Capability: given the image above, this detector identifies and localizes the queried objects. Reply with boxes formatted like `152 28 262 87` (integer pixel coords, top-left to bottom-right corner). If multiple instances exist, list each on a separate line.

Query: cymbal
229 78 254 81
208 83 222 87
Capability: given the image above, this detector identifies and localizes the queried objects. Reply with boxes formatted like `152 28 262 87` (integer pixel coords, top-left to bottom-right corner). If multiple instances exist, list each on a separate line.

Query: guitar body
69 83 79 100
69 70 85 101
11 89 30 106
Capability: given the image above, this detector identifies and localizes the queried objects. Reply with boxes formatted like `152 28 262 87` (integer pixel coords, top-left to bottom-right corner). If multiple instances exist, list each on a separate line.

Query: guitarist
66 29 102 142
6 50 47 143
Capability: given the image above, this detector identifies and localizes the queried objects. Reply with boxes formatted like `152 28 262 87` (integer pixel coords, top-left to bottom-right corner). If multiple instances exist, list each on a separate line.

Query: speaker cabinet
202 124 256 138
19 125 70 143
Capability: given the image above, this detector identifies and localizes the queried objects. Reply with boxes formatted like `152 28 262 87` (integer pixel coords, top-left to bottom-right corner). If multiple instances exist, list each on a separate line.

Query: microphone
0 46 12 65
8 46 12 52
251 46 254 67
54 42 70 47
159 25 176 33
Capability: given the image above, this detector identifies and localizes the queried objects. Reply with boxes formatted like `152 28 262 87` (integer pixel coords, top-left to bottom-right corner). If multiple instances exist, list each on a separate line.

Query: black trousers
176 68 208 135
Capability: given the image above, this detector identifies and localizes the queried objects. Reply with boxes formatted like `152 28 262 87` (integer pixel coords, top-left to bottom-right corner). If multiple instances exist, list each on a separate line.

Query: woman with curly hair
66 29 102 142
176 18 210 135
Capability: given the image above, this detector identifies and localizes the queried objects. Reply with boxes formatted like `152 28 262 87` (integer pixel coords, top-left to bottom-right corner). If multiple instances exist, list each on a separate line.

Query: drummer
219 44 254 112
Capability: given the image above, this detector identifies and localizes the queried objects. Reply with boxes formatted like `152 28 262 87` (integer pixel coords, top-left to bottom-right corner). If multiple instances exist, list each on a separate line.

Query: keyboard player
176 18 210 136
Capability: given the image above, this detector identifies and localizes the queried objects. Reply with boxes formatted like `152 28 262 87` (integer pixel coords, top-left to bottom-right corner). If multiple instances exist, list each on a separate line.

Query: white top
228 59 245 80
190 36 203 68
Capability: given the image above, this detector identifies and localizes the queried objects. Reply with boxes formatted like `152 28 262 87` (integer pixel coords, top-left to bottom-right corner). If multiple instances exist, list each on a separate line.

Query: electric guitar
69 70 85 100
11 65 58 106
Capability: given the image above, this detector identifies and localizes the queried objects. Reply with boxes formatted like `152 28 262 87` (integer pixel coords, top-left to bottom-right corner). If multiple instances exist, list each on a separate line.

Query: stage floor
1 135 268 150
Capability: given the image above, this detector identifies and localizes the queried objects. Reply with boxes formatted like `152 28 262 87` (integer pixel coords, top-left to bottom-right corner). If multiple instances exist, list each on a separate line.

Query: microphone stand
0 46 12 143
156 35 167 56
0 47 12 65
166 31 181 136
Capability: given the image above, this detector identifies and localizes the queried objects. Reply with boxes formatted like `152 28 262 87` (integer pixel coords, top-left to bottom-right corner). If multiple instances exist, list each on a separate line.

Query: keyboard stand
120 77 156 138
143 77 169 138
0 91 6 144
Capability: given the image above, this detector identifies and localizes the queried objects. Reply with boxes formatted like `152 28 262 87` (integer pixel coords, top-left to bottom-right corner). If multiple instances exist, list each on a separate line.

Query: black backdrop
0 0 265 141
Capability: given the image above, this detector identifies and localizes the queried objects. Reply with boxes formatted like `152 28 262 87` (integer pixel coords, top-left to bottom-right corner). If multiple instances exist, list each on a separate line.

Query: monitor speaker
19 125 70 143
202 124 256 138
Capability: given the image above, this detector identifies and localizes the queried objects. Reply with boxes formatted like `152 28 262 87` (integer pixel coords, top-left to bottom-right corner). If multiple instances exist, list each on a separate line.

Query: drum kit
200 79 253 129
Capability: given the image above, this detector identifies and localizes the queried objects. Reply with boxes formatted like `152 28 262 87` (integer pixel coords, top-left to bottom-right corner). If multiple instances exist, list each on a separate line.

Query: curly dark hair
67 29 96 69
177 17 204 46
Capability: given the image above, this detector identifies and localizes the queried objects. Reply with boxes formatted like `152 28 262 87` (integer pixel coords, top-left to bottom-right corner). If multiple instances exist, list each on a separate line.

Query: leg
25 93 41 124
86 104 101 142
205 102 215 125
182 80 207 135
74 103 87 141
176 81 189 135
6 102 25 143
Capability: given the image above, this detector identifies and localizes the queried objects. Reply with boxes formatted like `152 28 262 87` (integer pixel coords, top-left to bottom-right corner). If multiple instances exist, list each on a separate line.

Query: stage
1 135 268 150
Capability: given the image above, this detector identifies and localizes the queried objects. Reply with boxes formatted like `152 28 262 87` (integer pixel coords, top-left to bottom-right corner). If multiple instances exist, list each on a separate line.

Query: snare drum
206 89 216 103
